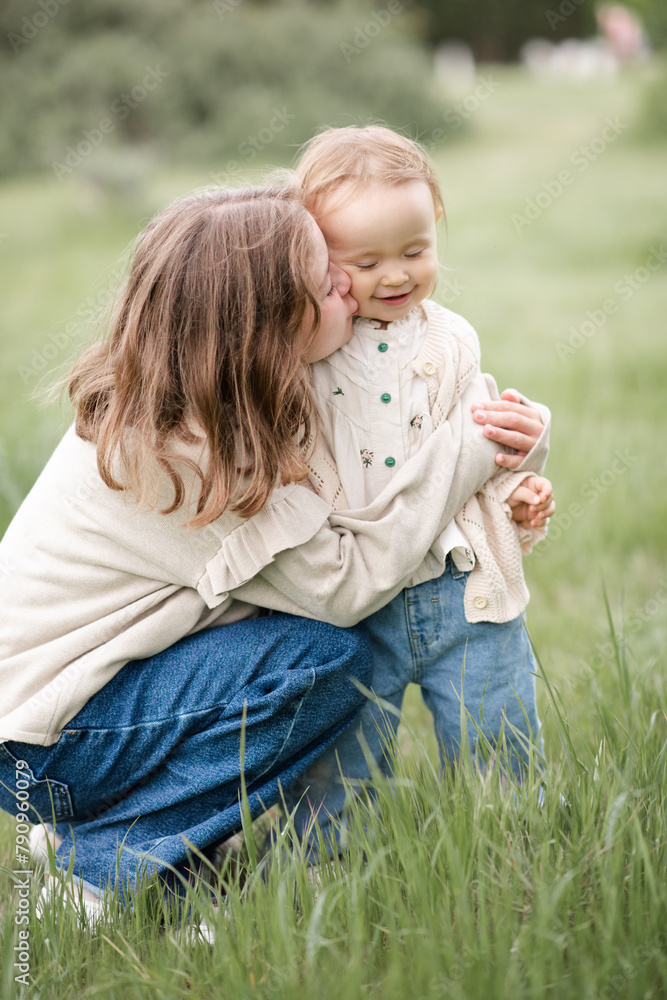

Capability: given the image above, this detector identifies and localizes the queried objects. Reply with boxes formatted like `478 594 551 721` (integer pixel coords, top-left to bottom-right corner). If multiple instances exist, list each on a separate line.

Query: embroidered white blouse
311 304 474 569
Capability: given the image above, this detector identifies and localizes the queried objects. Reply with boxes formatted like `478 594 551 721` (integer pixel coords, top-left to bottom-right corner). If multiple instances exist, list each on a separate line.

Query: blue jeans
284 561 541 855
0 613 372 899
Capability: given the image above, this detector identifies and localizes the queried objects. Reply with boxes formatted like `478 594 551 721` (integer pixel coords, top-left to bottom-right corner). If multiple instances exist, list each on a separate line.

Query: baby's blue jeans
0 613 372 899
283 559 541 857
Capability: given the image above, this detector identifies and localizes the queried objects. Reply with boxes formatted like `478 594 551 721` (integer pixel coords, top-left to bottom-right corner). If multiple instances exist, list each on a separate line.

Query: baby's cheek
330 257 355 283
341 271 365 301
348 276 365 300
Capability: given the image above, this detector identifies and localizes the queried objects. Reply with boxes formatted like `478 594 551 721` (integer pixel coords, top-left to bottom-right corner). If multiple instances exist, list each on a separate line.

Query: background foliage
419 0 596 60
1 2 666 994
418 0 667 58
1 0 665 179
0 0 442 178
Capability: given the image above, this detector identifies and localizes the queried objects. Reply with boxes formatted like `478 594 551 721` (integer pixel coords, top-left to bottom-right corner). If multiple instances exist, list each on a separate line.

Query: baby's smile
375 290 412 305
316 179 440 325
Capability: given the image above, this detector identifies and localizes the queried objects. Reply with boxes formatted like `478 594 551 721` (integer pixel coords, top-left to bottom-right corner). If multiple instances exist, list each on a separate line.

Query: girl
0 186 544 924
285 126 554 856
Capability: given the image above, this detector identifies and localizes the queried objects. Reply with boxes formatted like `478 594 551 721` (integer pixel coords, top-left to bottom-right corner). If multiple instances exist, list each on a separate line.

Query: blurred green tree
622 0 667 47
0 0 447 178
415 0 596 61
414 0 665 57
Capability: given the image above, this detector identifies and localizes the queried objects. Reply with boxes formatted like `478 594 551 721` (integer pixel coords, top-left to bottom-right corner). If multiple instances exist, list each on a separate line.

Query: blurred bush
622 0 667 48
0 0 446 179
417 0 597 61
638 57 667 137
416 0 666 59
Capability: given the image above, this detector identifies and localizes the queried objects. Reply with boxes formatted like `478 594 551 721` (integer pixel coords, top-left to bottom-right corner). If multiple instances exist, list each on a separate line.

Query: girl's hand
507 475 555 529
472 388 545 469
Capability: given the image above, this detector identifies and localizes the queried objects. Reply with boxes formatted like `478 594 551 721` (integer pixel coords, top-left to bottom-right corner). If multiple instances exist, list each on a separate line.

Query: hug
0 128 552 920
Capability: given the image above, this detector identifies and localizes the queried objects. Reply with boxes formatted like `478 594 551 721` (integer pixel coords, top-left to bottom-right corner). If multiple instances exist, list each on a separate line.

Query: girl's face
316 179 441 324
301 222 358 363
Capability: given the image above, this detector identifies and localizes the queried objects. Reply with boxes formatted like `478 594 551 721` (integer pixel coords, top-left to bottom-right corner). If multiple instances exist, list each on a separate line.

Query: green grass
2 650 666 999
1 65 666 998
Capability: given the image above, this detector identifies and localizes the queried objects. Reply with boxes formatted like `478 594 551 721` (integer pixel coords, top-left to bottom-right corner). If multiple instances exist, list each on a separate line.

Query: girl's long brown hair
68 186 321 526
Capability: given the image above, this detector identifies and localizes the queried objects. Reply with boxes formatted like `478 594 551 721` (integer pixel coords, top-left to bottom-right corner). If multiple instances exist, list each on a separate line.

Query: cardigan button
422 361 437 376
473 595 487 609
385 456 396 468
380 392 391 404
378 342 389 352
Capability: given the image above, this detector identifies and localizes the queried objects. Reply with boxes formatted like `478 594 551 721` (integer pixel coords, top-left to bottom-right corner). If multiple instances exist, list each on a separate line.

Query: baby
286 125 553 855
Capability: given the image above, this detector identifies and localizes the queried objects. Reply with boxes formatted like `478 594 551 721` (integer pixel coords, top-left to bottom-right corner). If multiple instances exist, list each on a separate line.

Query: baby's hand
507 475 555 529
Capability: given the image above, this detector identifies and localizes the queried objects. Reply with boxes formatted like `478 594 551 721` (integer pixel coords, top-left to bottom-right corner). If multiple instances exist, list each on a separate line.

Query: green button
380 392 391 404
385 456 396 467
378 342 388 352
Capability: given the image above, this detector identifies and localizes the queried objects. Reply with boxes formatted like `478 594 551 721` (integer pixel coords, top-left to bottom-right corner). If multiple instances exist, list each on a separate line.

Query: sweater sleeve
230 396 500 626
514 397 550 475
423 301 551 477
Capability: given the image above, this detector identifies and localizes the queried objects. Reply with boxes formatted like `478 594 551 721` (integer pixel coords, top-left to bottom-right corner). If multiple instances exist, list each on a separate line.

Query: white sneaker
38 875 226 942
305 862 348 900
183 912 217 945
28 823 63 867
37 874 105 929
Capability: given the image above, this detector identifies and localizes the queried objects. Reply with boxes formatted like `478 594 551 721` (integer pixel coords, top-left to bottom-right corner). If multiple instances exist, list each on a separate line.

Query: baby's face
315 179 440 324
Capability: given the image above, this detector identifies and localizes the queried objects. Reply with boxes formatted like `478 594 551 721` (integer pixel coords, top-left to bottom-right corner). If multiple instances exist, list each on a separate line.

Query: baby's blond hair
295 125 444 219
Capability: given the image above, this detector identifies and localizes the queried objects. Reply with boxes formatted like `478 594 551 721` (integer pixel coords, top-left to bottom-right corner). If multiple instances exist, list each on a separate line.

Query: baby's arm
435 323 553 550
439 308 550 478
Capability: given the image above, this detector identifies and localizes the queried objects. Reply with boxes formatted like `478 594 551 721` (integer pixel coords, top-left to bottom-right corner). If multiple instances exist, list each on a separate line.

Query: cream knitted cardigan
306 299 550 624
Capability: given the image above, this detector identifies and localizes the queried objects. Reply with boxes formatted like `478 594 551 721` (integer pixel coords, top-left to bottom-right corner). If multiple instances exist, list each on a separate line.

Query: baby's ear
435 204 444 222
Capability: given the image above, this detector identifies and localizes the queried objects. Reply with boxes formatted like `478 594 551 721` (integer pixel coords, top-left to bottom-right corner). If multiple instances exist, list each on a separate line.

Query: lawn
1 64 666 998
